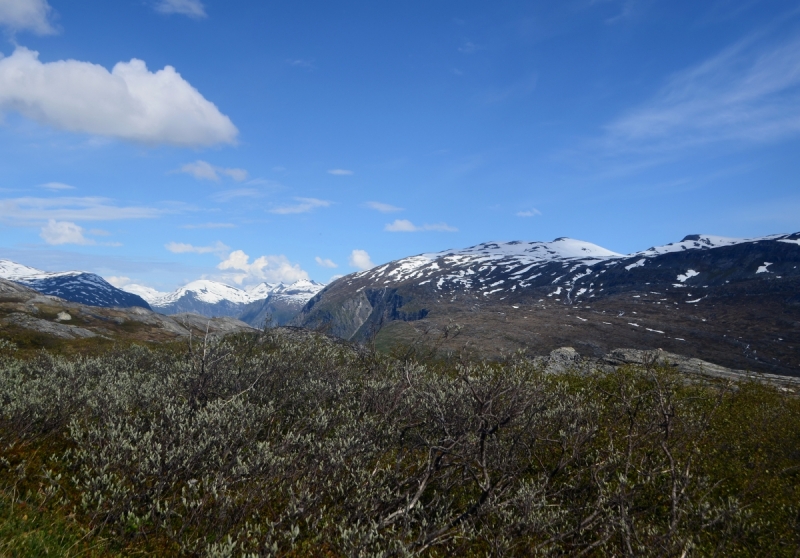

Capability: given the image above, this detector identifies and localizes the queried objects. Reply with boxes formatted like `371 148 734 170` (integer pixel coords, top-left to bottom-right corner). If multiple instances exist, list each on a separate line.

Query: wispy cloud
286 58 315 70
269 197 331 215
211 188 265 202
154 0 206 18
364 201 403 213
181 222 235 229
165 240 229 256
40 182 75 191
458 41 482 54
327 169 354 176
516 208 542 217
384 219 458 232
349 249 374 270
178 160 248 182
601 30 800 155
315 256 338 268
0 196 164 223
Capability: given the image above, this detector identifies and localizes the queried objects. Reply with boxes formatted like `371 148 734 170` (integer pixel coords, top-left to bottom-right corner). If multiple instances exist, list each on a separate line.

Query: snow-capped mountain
238 279 326 326
294 232 800 377
120 278 325 325
0 259 150 309
329 233 800 303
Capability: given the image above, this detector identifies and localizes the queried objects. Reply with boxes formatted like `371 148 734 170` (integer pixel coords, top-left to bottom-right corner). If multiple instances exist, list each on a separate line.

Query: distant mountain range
294 233 800 377
3 232 799 376
121 279 325 326
0 260 324 327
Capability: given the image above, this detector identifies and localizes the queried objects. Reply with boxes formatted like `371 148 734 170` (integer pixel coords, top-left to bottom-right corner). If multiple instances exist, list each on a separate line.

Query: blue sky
0 0 799 290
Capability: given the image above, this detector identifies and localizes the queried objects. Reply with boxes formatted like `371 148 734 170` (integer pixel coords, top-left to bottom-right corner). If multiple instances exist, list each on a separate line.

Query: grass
0 490 118 557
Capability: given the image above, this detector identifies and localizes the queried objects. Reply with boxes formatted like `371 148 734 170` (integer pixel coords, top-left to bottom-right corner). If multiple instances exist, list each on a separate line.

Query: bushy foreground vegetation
0 332 799 556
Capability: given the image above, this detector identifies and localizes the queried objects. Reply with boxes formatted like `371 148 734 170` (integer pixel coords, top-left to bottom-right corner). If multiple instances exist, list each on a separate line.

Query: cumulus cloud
106 276 132 287
217 250 309 285
269 197 331 214
516 209 542 217
178 160 248 182
154 0 206 18
165 240 229 256
384 219 458 232
348 249 374 270
327 169 353 176
364 201 403 213
0 47 237 146
315 256 338 268
0 0 56 35
39 219 93 245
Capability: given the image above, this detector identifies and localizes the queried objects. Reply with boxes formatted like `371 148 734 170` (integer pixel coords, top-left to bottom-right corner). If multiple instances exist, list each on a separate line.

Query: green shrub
0 330 798 556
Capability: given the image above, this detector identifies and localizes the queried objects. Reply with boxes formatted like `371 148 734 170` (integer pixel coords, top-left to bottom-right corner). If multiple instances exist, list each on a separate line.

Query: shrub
0 330 798 556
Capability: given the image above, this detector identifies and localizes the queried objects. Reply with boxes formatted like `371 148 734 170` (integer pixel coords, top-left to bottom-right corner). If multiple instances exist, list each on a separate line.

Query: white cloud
384 219 458 232
286 59 315 70
364 201 403 213
348 249 374 270
315 256 338 268
603 32 800 154
516 209 542 217
458 41 482 54
178 160 248 182
39 219 93 245
269 197 331 214
165 240 229 256
0 196 163 222
217 250 309 285
211 188 264 202
181 222 235 229
0 0 56 35
327 169 354 176
40 182 75 191
154 0 206 18
106 276 132 287
0 47 237 146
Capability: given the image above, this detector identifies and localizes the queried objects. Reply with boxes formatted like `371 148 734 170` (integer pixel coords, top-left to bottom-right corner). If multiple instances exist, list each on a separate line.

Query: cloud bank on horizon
0 0 798 292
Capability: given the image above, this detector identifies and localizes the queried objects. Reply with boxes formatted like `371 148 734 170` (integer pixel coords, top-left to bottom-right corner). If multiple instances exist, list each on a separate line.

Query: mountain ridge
293 232 800 377
0 259 151 310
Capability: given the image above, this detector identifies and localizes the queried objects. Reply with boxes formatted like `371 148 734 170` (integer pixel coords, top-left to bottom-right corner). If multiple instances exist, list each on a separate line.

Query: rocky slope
0 278 255 345
293 233 800 377
0 260 150 310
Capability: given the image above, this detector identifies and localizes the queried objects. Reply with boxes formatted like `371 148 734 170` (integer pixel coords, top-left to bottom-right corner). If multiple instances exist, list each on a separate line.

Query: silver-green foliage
0 331 755 556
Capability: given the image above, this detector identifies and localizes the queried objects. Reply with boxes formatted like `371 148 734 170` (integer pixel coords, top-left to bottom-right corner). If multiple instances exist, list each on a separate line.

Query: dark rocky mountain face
16 273 151 310
293 233 800 377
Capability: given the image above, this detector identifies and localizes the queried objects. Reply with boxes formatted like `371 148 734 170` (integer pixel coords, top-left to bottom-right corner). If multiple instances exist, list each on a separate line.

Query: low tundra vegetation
0 331 798 556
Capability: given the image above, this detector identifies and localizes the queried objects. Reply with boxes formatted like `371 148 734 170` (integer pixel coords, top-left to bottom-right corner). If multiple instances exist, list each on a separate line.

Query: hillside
0 278 255 352
0 260 151 310
294 233 800 377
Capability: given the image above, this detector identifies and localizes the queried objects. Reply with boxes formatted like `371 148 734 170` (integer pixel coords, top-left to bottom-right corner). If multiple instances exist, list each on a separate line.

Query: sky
0 0 799 291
